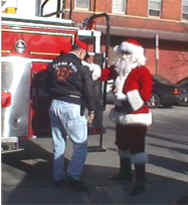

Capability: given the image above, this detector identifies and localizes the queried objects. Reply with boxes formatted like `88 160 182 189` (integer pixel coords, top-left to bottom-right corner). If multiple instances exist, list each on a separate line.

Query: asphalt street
2 105 188 205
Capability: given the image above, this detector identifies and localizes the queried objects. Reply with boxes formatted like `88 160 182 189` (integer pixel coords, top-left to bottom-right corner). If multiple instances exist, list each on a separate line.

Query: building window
148 0 161 17
182 0 188 20
112 0 126 14
74 0 89 10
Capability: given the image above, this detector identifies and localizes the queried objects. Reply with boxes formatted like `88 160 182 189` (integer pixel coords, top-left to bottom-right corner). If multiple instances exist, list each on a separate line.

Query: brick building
63 0 188 83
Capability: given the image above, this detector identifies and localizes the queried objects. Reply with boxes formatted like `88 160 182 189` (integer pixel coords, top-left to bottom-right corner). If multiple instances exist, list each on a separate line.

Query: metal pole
40 0 49 16
69 0 72 19
57 0 61 18
35 0 41 16
155 33 159 75
93 0 96 12
61 0 65 18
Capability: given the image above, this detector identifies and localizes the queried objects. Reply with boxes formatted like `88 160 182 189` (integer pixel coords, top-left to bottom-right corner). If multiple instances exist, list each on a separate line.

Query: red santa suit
100 40 152 194
100 40 152 154
114 66 152 127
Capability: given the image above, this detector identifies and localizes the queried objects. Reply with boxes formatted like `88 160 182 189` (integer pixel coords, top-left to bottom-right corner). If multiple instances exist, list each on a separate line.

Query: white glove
115 91 127 100
91 63 101 81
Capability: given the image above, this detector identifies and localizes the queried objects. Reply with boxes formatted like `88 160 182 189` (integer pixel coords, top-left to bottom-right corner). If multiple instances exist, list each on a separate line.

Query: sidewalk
3 106 188 205
82 143 188 205
3 134 188 205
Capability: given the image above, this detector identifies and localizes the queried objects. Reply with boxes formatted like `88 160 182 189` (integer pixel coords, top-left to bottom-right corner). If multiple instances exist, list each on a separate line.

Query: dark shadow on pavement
147 133 188 146
2 139 188 205
148 153 188 175
149 143 188 155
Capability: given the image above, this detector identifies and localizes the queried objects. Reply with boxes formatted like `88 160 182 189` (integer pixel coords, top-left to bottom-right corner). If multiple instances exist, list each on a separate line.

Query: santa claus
99 39 152 196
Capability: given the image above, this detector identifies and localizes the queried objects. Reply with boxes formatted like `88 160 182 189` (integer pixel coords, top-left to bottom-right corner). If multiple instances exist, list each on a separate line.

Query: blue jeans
49 100 88 181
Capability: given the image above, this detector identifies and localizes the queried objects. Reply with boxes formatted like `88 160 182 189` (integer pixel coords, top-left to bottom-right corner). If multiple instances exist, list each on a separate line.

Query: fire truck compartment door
1 57 31 137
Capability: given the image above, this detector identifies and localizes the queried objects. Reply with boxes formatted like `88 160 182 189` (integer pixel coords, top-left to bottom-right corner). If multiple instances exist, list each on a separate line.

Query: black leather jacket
47 53 96 113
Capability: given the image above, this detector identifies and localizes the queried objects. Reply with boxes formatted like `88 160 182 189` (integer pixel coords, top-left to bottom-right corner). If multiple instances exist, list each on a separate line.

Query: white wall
41 0 58 16
1 0 58 17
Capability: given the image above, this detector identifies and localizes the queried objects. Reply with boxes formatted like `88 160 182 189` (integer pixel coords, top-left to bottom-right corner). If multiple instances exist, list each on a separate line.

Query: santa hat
114 39 144 55
113 39 146 65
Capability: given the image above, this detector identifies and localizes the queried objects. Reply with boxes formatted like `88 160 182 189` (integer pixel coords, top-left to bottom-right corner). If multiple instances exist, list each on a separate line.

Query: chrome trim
2 50 11 54
2 21 79 32
30 58 52 63
1 14 78 32
15 39 26 54
1 57 31 137
2 57 52 63
2 28 75 37
2 14 73 24
29 51 60 56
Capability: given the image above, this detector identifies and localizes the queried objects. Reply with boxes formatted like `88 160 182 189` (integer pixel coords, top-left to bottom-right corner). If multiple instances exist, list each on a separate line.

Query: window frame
148 0 162 18
182 0 188 21
74 0 90 11
111 0 126 14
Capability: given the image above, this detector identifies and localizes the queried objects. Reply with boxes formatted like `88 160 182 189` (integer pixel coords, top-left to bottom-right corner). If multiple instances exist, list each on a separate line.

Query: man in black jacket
48 40 95 191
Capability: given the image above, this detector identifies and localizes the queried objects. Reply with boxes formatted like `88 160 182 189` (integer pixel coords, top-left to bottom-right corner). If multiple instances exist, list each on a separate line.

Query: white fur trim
120 42 144 56
119 112 152 127
115 75 127 93
127 89 144 111
91 63 101 81
113 43 146 66
131 152 148 164
113 45 121 55
109 108 152 127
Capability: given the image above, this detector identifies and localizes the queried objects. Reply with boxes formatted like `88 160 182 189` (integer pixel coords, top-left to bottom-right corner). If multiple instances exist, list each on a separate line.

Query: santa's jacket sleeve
99 68 111 81
124 67 152 112
139 68 152 102
99 68 118 81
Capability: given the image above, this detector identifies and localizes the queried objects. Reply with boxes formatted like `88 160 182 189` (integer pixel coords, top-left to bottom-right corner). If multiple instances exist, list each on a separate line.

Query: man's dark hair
84 52 90 60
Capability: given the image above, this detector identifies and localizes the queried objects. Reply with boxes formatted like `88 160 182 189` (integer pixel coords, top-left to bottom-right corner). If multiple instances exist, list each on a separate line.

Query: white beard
113 53 146 103
115 55 138 77
114 55 138 96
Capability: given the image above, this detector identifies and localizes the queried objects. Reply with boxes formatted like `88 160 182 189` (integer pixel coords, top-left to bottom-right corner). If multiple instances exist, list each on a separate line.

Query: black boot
130 164 146 196
110 158 132 181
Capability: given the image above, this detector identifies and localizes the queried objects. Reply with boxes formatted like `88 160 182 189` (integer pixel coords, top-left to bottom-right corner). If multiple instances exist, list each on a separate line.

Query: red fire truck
1 0 110 153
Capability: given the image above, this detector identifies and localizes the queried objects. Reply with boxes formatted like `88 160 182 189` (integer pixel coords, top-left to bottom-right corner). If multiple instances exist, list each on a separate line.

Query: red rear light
172 88 179 95
1 92 11 107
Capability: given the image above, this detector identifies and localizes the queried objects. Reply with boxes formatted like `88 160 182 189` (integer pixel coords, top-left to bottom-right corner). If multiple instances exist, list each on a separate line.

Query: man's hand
88 111 95 124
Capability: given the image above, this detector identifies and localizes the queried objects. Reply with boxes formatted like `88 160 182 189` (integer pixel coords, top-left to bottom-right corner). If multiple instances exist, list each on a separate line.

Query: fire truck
1 0 110 153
